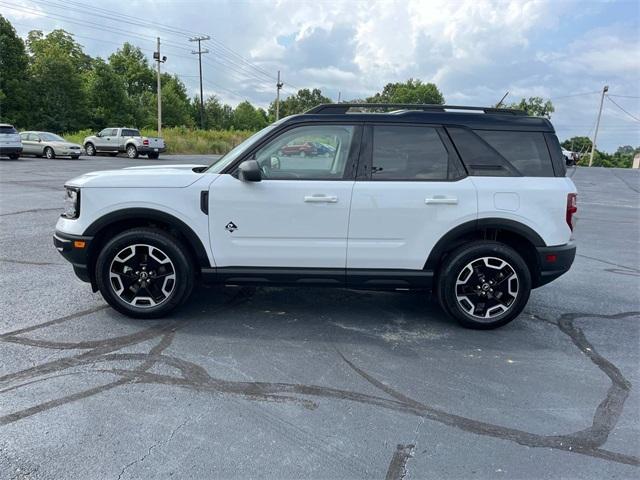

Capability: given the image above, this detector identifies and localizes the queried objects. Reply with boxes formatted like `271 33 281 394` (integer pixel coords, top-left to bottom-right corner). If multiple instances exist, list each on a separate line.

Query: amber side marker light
73 240 86 249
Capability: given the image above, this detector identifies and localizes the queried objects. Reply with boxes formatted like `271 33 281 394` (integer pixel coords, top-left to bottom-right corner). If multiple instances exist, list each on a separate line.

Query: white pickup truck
83 128 166 159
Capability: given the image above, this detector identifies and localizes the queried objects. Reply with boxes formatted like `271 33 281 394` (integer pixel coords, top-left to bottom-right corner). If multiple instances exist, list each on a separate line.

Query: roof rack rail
305 103 527 116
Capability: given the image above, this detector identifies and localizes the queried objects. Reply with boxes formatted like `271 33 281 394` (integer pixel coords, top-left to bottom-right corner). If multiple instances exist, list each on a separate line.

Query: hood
66 164 208 188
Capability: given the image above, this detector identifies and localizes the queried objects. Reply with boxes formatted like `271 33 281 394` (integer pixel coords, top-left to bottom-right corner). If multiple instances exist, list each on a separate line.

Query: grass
63 127 254 155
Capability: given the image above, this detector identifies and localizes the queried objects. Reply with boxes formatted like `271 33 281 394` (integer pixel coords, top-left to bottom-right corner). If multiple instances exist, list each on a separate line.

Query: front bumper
534 241 576 287
0 146 23 155
53 230 94 283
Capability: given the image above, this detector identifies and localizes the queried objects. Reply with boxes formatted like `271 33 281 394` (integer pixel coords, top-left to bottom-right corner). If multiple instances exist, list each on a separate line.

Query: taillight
566 193 577 231
143 138 149 146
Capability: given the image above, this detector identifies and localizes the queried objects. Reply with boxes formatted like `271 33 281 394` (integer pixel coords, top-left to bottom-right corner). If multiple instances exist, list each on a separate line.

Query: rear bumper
138 146 166 154
534 242 576 287
0 146 22 155
53 230 94 283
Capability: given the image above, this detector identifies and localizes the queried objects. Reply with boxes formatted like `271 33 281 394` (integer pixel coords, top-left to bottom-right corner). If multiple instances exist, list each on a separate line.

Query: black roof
281 103 554 132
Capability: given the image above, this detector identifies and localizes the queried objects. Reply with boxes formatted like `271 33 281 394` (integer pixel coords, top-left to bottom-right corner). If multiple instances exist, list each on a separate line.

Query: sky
3 0 640 152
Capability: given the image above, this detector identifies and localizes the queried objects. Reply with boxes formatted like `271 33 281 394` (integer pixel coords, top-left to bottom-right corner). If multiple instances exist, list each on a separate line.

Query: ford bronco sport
54 104 577 329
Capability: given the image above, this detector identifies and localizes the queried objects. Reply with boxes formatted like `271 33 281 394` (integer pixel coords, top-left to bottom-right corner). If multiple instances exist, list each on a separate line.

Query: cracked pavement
1 155 638 479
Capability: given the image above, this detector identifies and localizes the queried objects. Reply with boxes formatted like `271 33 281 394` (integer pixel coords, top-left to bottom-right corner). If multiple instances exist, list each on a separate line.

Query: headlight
63 186 80 219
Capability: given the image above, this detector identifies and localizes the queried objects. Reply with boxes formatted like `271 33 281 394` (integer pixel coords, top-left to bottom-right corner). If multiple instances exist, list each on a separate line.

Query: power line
605 96 640 123
608 94 640 99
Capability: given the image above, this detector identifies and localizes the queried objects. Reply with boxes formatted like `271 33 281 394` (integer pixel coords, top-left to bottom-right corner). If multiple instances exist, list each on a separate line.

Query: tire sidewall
85 143 95 156
439 242 531 329
95 229 193 318
127 145 138 158
45 147 54 159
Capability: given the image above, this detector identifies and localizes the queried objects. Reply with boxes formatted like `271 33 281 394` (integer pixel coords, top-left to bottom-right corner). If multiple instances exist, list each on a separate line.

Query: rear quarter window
474 130 554 177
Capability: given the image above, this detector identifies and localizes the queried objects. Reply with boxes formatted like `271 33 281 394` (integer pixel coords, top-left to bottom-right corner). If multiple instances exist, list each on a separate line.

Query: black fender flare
424 218 545 271
84 208 211 268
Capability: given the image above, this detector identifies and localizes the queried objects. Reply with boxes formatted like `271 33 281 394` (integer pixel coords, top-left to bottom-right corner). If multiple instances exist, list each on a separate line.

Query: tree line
1 15 636 166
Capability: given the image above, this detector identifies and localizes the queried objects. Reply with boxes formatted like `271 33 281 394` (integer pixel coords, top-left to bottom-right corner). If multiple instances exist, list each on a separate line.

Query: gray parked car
20 131 83 159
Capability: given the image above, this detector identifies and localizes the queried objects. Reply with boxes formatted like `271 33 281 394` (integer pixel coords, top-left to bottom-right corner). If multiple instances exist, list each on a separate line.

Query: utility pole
190 35 210 129
337 91 341 103
589 85 608 167
153 37 167 137
275 70 283 120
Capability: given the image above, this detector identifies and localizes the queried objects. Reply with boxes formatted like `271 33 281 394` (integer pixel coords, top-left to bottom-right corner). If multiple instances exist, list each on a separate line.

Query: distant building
633 153 640 169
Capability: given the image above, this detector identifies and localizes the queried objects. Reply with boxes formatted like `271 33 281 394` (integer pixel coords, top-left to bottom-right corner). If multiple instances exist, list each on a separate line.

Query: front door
95 128 117 151
209 124 361 269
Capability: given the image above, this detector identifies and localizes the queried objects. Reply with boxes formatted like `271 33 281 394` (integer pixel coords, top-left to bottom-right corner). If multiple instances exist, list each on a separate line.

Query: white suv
0 124 23 159
53 104 577 329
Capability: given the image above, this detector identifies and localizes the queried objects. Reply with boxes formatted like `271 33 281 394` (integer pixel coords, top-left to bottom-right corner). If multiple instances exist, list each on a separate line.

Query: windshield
40 133 65 142
206 122 282 173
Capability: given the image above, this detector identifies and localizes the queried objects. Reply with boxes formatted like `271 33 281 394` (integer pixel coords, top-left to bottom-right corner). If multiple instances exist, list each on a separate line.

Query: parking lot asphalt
0 154 638 479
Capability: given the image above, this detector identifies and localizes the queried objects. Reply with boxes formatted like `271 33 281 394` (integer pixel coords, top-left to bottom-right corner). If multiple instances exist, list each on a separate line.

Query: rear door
209 123 361 269
20 133 37 155
347 124 477 271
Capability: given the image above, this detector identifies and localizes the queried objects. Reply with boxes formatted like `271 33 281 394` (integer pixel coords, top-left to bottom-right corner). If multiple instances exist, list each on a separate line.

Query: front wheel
126 145 138 159
437 241 531 329
8 154 20 160
95 228 195 318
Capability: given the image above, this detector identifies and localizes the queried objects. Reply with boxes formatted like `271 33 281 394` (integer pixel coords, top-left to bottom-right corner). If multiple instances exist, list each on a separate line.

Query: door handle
425 195 458 205
304 195 338 203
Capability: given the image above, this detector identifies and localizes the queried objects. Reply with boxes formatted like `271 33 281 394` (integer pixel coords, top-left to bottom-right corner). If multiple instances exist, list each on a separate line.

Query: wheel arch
425 218 545 284
84 208 210 286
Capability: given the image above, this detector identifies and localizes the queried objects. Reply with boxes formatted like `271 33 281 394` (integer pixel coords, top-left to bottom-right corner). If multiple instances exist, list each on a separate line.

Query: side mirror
96 132 102 137
38 138 42 143
237 159 262 182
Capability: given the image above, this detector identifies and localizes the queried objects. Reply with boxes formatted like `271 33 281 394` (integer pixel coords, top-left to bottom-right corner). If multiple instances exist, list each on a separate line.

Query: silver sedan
19 131 83 159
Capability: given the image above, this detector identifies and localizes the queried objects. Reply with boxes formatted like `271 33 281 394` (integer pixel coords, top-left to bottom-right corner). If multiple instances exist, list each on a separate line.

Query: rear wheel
126 145 138 159
437 241 531 329
44 147 55 159
95 228 195 318
85 143 96 156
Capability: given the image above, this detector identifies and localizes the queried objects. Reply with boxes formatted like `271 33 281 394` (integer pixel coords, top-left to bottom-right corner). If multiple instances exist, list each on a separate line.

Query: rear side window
0 126 17 134
371 125 451 180
446 127 519 177
475 130 554 177
121 129 140 137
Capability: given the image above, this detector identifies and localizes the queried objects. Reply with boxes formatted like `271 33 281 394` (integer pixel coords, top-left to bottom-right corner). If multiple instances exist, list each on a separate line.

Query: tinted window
0 126 17 134
121 129 140 137
446 127 519 177
254 125 355 180
371 126 450 180
475 130 554 177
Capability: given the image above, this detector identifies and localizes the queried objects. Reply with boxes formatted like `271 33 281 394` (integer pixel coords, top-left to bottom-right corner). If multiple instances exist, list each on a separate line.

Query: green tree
561 136 592 154
269 88 332 119
508 97 554 118
158 74 193 127
233 101 267 130
108 43 156 126
0 15 30 126
26 29 89 131
85 58 131 128
367 79 445 104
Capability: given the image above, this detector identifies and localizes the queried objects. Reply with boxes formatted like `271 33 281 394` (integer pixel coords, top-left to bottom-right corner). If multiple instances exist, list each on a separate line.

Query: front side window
253 125 355 180
371 125 451 180
98 128 111 137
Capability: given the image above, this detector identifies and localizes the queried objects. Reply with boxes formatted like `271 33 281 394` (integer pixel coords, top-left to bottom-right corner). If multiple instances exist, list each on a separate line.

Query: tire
8 154 20 160
437 241 531 329
147 152 159 159
44 147 55 159
85 143 96 156
126 144 138 159
95 228 195 318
